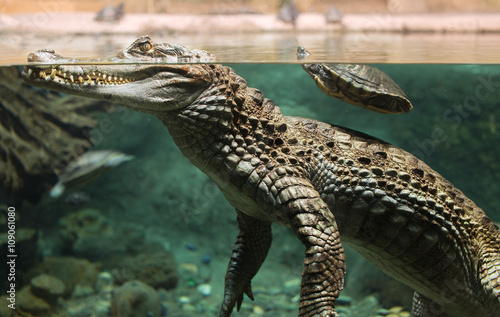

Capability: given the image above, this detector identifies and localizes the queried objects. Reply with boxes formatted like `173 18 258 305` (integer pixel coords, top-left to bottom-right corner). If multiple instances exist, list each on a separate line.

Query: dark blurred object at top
0 67 114 205
95 2 125 22
325 4 343 23
277 0 298 26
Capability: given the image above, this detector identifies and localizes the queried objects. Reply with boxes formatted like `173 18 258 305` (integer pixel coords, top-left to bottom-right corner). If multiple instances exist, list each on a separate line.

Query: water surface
2 31 500 316
3 32 500 65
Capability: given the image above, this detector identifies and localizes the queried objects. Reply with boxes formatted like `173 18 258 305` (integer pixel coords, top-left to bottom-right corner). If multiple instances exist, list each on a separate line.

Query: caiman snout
27 49 72 63
23 40 215 115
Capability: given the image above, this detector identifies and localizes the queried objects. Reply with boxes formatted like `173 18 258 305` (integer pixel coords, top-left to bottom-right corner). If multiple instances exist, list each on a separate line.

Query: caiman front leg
287 188 346 317
220 210 272 317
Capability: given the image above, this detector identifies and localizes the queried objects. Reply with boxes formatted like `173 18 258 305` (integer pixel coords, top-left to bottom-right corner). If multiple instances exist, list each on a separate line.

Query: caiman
23 36 500 317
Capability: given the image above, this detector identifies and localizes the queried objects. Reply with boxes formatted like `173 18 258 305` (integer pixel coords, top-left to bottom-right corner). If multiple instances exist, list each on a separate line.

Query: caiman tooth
78 76 84 83
50 69 56 79
39 71 46 78
27 68 32 77
70 75 74 83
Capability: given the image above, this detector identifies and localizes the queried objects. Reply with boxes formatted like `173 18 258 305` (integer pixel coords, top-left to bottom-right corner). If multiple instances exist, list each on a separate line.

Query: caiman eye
138 40 153 52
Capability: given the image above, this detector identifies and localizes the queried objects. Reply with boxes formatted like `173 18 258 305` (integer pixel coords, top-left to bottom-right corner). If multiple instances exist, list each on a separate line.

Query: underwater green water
2 63 500 316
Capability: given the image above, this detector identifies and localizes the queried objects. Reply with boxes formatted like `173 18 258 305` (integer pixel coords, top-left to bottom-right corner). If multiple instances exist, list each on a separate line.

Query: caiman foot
219 210 272 317
220 283 254 317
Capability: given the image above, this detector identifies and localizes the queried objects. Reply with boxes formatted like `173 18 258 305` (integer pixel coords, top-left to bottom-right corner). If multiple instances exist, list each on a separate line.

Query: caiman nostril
27 49 62 62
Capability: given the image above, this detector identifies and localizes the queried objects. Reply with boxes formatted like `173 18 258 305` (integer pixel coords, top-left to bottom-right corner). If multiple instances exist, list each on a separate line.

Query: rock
160 303 168 316
17 286 51 316
27 256 101 294
95 299 112 316
72 234 127 261
75 222 145 261
196 283 212 296
387 306 404 314
59 208 113 249
95 271 114 294
65 293 110 316
110 249 178 289
0 227 39 271
337 306 353 317
290 294 300 303
0 226 39 294
60 209 145 260
181 303 197 312
30 274 65 303
375 308 390 315
200 254 212 264
352 295 380 316
179 262 198 275
72 284 95 298
59 208 113 242
253 305 265 314
283 278 301 293
111 280 160 317
0 296 13 317
337 296 353 306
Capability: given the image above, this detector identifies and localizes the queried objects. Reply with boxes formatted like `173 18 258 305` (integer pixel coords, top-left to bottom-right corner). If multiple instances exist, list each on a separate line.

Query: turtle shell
302 63 412 114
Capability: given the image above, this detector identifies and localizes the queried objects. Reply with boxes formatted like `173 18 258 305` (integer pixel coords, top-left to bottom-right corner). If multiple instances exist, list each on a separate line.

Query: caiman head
22 36 216 115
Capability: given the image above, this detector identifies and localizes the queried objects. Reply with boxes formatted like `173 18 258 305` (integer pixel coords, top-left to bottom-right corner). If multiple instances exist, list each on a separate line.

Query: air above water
1 19 500 317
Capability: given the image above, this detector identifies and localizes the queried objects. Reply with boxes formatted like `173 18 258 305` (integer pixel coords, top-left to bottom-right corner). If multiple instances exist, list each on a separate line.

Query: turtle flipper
219 210 272 317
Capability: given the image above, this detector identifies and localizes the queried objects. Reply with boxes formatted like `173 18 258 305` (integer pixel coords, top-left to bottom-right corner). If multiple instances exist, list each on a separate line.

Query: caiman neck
158 64 286 169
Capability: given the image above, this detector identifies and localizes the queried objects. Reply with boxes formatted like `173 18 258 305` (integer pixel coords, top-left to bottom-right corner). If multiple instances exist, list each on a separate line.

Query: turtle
50 150 134 198
297 45 413 114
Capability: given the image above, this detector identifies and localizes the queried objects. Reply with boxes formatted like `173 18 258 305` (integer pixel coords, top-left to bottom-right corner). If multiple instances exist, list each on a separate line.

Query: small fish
64 191 90 205
50 150 134 198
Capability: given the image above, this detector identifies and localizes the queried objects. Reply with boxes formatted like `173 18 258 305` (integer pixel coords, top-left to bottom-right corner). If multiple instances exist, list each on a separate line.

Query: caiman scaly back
23 36 500 317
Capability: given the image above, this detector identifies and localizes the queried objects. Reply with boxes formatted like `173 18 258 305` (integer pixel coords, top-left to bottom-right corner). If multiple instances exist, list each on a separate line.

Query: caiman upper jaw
24 64 135 86
23 48 142 86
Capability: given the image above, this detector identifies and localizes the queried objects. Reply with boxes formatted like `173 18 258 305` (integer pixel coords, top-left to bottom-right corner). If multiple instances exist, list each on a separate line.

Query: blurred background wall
1 0 500 14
